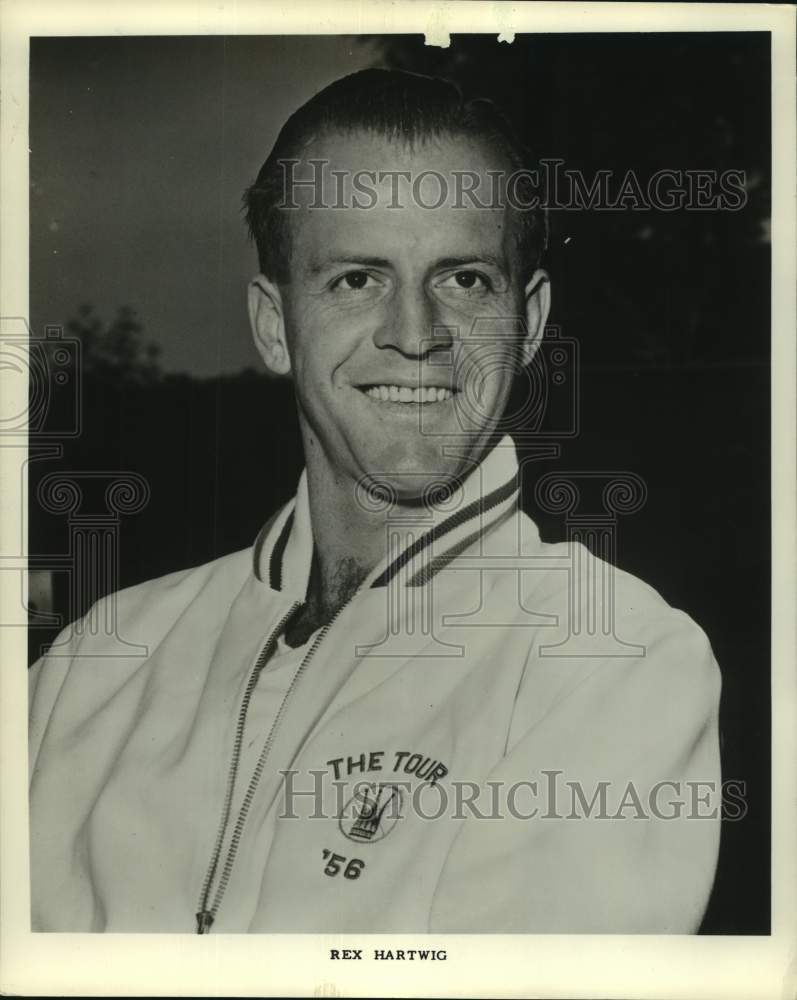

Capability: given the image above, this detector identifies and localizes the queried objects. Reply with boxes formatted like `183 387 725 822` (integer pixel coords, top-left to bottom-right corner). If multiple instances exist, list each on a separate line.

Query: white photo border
1 2 794 997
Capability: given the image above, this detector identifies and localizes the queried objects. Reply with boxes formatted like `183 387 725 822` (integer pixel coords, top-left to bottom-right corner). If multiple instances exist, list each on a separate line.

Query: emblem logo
339 783 403 843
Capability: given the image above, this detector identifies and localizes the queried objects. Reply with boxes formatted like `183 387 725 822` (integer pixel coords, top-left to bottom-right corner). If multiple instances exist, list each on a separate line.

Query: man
28 69 721 934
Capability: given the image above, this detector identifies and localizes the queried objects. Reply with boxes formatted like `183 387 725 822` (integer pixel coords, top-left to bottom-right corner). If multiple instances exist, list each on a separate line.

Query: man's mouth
359 384 455 404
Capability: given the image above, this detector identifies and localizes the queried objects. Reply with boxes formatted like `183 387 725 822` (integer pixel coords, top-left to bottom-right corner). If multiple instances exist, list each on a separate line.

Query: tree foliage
66 303 162 384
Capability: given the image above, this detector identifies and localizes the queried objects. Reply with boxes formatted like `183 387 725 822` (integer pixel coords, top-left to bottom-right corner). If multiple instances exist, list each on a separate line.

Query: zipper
195 602 299 933
193 472 517 932
194 598 351 933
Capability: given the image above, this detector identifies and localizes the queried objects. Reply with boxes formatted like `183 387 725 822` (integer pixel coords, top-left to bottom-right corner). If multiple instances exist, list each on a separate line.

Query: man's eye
331 271 375 291
440 270 491 291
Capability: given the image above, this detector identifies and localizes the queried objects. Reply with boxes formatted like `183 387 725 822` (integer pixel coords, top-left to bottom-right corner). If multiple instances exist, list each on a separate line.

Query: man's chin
353 443 474 509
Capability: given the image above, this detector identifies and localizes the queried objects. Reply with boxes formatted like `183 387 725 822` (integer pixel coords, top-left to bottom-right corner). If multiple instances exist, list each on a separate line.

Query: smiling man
246 91 550 647
29 69 722 934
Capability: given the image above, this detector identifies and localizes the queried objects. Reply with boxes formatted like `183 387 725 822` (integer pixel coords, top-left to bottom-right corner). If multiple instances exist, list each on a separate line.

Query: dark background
28 33 770 935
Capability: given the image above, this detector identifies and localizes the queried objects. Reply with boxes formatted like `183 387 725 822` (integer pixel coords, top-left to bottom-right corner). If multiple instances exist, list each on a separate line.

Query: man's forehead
284 127 520 273
298 211 512 277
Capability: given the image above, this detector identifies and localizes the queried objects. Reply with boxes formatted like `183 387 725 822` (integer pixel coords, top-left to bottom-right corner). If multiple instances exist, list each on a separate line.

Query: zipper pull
196 909 215 934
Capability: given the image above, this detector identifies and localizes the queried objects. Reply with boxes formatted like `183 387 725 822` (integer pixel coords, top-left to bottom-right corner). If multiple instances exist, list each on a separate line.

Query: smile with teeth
362 385 455 403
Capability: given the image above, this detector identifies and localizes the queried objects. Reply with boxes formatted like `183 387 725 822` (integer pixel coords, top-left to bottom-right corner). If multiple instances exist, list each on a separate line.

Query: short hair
243 68 547 284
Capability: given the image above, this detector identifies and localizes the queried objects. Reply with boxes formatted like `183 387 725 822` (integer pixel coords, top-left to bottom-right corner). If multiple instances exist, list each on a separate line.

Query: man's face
250 129 550 501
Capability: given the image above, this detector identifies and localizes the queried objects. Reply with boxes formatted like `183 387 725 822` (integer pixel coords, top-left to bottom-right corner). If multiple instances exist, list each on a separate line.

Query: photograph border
1 2 794 997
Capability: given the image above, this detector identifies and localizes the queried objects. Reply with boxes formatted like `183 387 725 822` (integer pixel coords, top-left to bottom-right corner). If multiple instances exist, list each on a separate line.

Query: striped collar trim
257 439 521 595
370 471 518 588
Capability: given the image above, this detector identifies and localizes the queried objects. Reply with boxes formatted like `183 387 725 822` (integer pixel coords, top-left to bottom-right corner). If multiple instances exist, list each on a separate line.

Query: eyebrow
434 255 507 273
308 255 393 275
308 254 508 275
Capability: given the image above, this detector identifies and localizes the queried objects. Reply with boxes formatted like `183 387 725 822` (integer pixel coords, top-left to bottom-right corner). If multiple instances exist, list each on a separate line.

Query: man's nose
372 284 454 358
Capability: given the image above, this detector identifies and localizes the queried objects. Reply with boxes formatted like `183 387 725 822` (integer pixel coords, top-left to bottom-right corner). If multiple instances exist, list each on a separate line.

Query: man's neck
284 461 412 646
306 463 402 595
284 549 365 647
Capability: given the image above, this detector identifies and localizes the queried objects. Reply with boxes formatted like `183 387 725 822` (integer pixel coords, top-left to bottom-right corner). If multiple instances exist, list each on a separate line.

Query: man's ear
520 269 551 367
248 275 291 376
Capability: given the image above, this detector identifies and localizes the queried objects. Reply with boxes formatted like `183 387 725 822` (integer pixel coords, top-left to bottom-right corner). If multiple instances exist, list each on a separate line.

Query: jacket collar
254 436 522 598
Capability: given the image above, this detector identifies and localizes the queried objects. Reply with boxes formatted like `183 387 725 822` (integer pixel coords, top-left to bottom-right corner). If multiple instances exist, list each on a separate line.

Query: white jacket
29 439 722 933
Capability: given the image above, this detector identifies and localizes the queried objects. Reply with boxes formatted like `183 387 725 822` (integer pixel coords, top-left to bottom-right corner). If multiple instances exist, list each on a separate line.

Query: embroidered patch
339 783 403 843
